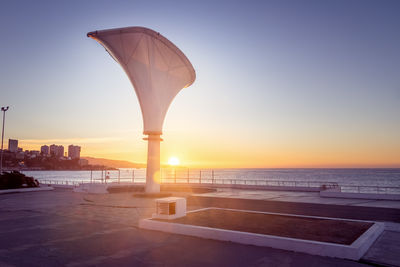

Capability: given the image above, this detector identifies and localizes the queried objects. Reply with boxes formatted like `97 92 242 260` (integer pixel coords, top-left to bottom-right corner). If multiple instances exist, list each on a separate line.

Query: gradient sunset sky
1 0 399 168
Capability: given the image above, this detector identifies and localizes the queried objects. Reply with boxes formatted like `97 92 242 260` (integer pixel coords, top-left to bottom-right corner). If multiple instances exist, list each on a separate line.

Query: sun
168 157 180 166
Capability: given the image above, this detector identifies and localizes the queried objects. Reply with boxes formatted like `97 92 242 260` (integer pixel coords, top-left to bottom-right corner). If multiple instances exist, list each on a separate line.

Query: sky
0 0 399 168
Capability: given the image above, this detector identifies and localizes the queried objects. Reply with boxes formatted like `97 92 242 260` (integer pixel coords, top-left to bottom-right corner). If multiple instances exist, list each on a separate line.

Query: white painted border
204 207 377 223
139 208 384 260
321 190 400 200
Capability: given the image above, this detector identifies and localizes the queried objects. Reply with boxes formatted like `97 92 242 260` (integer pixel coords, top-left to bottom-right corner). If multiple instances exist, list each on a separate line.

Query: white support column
144 134 162 193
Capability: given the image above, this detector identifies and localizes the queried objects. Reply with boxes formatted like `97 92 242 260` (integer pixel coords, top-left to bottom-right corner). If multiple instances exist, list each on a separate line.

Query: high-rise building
8 139 18 152
41 145 49 155
58 145 64 158
68 145 81 159
49 144 64 158
49 144 57 156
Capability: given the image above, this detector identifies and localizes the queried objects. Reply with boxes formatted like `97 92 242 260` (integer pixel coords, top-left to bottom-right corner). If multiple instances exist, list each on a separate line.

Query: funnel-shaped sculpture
88 27 195 193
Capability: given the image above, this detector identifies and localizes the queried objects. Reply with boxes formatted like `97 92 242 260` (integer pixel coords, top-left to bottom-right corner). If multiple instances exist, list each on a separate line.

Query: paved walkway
187 195 400 223
0 188 399 266
193 188 400 209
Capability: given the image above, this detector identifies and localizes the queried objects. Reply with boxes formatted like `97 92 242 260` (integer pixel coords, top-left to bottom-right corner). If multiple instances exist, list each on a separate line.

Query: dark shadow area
0 171 39 190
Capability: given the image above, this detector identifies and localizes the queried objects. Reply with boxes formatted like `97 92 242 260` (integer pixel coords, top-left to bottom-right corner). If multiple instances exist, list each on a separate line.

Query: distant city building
8 139 18 152
31 150 40 156
49 144 57 156
26 150 40 156
25 150 40 159
50 144 64 158
68 145 81 159
15 152 24 160
57 145 64 158
41 145 49 155
78 158 88 166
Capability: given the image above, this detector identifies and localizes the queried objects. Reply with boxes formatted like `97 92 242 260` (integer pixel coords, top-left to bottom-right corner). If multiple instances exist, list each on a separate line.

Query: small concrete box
152 197 186 220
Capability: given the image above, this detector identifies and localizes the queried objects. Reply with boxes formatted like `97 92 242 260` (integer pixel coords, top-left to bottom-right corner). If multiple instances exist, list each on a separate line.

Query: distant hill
82 157 146 169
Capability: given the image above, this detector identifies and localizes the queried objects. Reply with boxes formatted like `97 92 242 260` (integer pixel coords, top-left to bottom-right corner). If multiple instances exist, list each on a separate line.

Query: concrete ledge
384 222 400 232
50 184 76 189
321 190 400 200
226 184 321 192
139 208 384 260
0 186 54 194
73 182 145 194
73 183 109 194
169 183 321 192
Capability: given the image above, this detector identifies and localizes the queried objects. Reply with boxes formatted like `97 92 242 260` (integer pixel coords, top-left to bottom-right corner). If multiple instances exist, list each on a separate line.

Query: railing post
174 168 176 183
212 170 214 184
118 169 120 183
199 170 202 184
187 168 189 184
132 169 135 183
90 169 93 183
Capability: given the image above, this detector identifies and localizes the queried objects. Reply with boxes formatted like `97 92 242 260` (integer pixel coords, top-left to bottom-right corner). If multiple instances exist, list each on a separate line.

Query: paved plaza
0 187 399 266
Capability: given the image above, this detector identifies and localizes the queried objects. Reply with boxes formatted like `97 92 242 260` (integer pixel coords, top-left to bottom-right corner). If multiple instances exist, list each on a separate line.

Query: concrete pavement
0 188 399 266
193 188 400 209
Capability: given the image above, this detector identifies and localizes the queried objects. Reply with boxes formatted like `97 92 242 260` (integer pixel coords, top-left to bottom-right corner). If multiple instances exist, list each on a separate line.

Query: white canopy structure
88 27 195 193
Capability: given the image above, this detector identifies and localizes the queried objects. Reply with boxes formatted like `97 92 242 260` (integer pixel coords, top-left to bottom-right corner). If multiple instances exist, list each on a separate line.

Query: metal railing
339 185 400 195
32 168 400 195
40 180 81 187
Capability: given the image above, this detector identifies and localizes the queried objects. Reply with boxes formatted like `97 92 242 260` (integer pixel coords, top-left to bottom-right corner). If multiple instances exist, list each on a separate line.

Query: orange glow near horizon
18 133 400 169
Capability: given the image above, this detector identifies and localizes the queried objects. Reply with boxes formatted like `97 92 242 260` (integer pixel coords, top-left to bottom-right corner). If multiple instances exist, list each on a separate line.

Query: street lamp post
0 106 9 174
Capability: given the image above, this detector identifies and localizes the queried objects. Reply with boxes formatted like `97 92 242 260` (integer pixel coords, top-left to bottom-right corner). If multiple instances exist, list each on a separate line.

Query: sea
21 168 400 189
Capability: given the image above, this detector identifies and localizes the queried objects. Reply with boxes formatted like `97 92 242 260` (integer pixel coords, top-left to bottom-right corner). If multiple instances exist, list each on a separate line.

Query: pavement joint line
83 196 95 202
384 230 400 235
79 203 152 209
65 247 150 267
0 213 44 222
0 208 44 213
349 200 379 206
262 196 284 200
0 227 135 254
0 220 83 234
